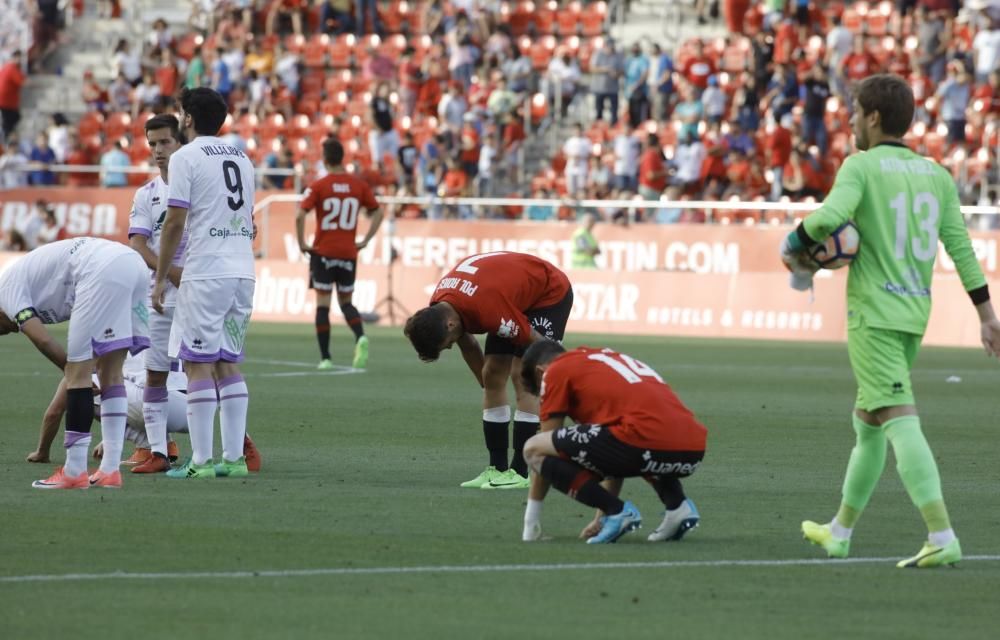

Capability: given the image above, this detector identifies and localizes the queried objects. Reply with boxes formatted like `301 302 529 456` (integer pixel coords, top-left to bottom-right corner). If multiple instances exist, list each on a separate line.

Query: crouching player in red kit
519 341 707 544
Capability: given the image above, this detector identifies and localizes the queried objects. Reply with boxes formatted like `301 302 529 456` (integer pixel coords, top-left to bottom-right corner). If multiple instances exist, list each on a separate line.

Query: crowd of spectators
1 0 998 227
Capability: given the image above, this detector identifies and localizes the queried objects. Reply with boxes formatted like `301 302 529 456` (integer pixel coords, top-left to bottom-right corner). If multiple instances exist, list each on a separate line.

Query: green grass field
1 323 998 639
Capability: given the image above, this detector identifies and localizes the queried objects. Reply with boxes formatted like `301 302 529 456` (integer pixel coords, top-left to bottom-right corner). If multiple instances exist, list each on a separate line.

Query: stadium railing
252 192 1000 259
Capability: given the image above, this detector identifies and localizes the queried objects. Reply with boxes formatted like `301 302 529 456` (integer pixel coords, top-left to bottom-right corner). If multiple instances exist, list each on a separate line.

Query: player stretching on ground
781 74 1000 568
0 237 150 489
296 138 383 370
153 87 257 479
404 252 574 489
519 341 707 544
26 354 262 472
126 113 186 473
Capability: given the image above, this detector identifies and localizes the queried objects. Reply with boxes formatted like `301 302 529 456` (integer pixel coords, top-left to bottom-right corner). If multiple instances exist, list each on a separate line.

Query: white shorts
175 277 255 363
67 252 151 363
145 305 175 372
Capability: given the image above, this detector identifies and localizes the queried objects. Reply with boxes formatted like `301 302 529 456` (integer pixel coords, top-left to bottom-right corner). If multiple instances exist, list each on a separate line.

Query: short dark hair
854 74 914 138
323 137 344 166
179 87 228 135
519 339 567 396
144 113 185 143
403 305 450 362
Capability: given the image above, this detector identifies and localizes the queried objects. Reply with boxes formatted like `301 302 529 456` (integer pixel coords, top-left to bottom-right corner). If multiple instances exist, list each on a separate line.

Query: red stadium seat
533 2 556 34
530 36 556 71
556 2 581 37
104 112 132 140
77 112 104 138
329 34 354 68
580 1 607 37
302 34 329 68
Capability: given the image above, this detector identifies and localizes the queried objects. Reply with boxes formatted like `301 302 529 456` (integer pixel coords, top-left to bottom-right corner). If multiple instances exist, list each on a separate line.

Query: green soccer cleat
460 465 505 489
801 520 850 559
165 459 216 479
317 359 334 371
352 336 369 369
483 468 530 490
897 539 962 569
215 457 249 478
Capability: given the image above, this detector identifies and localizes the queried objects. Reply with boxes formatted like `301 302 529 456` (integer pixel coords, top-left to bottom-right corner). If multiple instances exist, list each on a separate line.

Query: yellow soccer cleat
802 520 850 559
897 539 962 569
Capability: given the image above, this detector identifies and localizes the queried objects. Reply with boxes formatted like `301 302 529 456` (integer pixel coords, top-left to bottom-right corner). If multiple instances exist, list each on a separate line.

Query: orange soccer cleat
167 441 179 462
132 453 170 474
32 467 89 490
122 448 152 467
88 470 123 488
244 435 261 472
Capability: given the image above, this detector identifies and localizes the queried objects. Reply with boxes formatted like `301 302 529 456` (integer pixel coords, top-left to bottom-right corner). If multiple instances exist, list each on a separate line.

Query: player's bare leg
315 290 334 369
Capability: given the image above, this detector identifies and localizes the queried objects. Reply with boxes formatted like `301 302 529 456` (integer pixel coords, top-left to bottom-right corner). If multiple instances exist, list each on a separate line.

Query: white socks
98 385 128 474
523 499 544 541
186 379 218 465
218 375 249 462
63 431 91 477
143 385 169 456
929 528 957 547
830 519 853 540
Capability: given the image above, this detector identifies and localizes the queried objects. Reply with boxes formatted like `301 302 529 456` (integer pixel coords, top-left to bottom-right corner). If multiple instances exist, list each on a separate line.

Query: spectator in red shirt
64 132 97 187
723 0 752 34
81 69 108 113
155 49 179 105
0 51 26 137
398 47 422 119
842 36 879 83
681 40 717 91
638 133 667 200
773 17 799 65
767 114 793 201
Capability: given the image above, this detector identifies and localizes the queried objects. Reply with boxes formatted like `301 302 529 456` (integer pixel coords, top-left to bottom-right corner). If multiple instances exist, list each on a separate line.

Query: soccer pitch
1 323 998 639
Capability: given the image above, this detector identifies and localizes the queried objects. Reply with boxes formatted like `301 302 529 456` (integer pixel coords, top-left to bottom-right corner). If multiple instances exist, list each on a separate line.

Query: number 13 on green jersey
801 143 986 335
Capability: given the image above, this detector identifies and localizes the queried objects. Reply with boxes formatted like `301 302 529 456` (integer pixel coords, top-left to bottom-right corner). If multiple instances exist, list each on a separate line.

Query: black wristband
968 285 990 306
795 224 819 249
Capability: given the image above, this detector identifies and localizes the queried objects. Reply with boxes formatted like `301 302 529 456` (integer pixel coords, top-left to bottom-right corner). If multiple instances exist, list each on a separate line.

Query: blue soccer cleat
586 501 642 544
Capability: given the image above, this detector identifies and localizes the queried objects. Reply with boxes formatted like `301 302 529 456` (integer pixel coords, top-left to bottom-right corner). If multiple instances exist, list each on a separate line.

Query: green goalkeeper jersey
802 142 986 336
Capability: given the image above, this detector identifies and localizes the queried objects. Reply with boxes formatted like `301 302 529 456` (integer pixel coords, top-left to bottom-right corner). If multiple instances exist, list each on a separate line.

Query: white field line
253 369 363 377
245 358 331 368
2 555 999 584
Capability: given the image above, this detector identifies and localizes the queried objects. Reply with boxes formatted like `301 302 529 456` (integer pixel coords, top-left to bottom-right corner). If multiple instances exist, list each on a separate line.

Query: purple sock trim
143 386 169 402
64 431 91 448
101 412 128 418
218 374 245 389
188 397 219 405
220 393 249 401
188 379 217 393
102 384 127 400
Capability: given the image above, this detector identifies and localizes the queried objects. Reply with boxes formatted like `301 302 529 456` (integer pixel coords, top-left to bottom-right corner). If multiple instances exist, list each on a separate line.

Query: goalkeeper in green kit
780 74 1000 568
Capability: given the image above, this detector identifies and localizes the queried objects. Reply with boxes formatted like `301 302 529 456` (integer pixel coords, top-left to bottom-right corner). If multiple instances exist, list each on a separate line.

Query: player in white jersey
153 87 256 479
126 113 187 473
0 237 150 489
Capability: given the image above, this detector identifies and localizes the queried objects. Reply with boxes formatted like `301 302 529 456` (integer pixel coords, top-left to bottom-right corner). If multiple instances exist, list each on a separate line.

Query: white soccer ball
808 221 860 270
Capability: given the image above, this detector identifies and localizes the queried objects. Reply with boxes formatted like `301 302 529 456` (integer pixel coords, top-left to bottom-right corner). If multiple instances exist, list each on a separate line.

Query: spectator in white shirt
0 134 28 188
973 15 1000 84
702 75 727 124
562 123 591 196
671 131 706 189
47 113 70 163
545 50 581 118
113 39 142 85
612 123 640 191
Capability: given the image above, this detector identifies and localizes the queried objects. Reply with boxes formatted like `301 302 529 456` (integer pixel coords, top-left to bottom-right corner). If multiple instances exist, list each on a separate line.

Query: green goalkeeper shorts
847 313 922 412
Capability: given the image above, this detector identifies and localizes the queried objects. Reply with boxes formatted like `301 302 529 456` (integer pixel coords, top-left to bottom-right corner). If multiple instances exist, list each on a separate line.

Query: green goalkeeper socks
836 414 887 529
884 415 952 533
